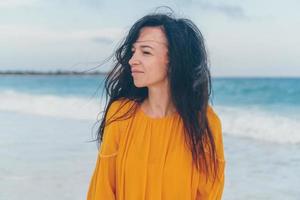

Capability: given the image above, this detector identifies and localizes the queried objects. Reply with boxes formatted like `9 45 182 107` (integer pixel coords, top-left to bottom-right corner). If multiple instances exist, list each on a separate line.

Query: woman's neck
142 83 176 118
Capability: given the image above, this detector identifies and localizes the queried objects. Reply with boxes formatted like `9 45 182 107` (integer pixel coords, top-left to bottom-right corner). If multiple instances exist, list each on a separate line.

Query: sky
0 0 299 77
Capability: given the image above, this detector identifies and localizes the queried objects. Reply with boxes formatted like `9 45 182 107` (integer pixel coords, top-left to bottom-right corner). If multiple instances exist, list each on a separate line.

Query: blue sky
1 0 299 76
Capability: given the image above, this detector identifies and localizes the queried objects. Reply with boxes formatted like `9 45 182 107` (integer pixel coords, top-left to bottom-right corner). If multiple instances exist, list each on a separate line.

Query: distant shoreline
0 71 299 78
0 70 107 76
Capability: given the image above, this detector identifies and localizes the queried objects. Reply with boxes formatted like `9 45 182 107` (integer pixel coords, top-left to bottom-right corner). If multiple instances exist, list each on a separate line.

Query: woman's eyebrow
132 44 154 49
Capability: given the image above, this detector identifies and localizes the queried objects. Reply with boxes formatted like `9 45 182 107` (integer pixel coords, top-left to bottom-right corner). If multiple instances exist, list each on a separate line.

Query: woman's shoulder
110 98 136 107
206 104 225 161
106 98 137 120
206 105 221 128
109 98 136 111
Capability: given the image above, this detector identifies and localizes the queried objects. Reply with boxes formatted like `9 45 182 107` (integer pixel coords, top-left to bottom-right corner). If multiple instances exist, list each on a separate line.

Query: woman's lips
131 69 144 73
131 70 144 75
131 72 143 77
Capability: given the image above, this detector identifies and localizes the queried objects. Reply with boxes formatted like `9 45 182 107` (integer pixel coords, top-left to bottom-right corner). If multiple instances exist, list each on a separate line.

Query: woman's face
129 26 169 88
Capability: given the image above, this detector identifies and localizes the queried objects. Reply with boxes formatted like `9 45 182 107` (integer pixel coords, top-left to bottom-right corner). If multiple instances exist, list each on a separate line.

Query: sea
0 75 299 200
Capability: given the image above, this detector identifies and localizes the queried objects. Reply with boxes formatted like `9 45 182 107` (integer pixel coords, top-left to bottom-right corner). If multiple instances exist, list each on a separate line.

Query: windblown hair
96 9 219 181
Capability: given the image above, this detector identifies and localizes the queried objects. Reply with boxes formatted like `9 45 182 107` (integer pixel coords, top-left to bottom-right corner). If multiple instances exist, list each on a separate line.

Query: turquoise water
0 75 105 97
213 77 300 106
0 75 299 199
1 76 300 106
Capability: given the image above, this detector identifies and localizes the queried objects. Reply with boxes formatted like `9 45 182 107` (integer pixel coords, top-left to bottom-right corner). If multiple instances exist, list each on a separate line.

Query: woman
87 11 225 200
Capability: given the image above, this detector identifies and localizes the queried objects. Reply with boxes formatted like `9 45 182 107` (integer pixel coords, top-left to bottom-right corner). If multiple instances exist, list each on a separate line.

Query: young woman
87 11 225 200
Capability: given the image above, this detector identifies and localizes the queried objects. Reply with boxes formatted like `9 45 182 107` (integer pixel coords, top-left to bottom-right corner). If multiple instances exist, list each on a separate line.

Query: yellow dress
87 99 225 200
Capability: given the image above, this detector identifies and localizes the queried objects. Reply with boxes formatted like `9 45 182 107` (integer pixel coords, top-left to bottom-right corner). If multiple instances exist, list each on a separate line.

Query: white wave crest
0 90 103 120
216 106 300 144
1 90 299 143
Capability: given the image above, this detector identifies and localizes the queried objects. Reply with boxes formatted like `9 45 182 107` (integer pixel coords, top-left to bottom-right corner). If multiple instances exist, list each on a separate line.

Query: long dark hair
96 9 219 181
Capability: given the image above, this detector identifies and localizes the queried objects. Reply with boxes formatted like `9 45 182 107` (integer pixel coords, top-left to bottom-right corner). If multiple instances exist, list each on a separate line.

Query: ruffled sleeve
196 105 226 200
87 101 122 200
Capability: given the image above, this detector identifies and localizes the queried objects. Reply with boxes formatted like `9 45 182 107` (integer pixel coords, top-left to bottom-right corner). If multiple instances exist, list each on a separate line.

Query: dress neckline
137 104 178 121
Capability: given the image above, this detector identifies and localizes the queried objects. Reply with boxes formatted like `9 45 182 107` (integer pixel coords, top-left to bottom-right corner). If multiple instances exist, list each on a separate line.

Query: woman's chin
133 81 146 88
134 83 145 88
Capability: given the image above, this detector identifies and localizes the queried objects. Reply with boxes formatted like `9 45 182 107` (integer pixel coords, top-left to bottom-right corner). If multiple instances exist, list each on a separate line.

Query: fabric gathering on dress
87 99 226 200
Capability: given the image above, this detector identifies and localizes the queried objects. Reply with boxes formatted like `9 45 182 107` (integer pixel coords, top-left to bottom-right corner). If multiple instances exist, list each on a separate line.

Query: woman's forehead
135 27 168 45
132 40 167 48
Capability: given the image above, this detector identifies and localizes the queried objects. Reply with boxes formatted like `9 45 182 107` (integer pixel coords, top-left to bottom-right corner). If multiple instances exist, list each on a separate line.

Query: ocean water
0 75 299 199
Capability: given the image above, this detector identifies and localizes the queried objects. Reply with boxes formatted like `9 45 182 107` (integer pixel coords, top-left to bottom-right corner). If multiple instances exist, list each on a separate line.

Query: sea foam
1 90 299 144
0 90 103 121
216 106 300 144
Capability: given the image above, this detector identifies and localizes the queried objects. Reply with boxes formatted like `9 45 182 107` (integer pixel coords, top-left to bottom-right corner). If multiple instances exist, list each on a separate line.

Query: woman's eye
130 50 151 55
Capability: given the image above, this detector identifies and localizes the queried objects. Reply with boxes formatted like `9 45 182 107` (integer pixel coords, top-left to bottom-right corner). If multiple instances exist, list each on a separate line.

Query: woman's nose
129 53 140 66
